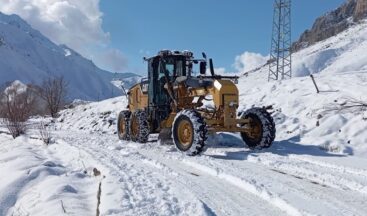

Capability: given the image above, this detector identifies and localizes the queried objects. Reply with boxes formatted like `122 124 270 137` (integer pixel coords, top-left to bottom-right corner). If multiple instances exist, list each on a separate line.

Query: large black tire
117 110 131 141
240 108 276 149
172 110 208 156
130 110 150 143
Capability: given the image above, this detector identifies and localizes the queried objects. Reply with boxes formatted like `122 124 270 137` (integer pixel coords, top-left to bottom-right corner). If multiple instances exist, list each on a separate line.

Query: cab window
165 64 174 76
158 58 186 78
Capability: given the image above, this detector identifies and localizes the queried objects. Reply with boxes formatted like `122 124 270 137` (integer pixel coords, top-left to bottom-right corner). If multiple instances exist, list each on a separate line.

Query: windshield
158 57 186 78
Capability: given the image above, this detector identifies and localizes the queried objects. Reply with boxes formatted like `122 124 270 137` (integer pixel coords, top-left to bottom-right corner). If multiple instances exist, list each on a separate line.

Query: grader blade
158 128 173 145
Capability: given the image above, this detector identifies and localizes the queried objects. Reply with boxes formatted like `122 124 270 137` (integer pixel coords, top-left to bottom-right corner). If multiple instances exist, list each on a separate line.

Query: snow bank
237 68 367 156
0 134 101 216
57 96 127 134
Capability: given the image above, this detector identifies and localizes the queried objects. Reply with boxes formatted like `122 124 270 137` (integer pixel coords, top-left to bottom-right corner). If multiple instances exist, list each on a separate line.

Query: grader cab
118 50 275 155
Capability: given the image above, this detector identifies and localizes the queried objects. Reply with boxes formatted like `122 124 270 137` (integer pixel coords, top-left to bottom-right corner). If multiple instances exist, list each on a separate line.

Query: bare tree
0 82 36 138
323 96 367 114
38 120 53 145
38 76 68 118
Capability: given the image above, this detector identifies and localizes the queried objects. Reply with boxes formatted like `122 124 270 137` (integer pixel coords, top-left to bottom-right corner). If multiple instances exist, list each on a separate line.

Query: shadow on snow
207 134 346 161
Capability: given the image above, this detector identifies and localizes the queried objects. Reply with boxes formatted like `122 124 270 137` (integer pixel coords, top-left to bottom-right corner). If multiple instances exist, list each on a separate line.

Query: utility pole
268 0 292 81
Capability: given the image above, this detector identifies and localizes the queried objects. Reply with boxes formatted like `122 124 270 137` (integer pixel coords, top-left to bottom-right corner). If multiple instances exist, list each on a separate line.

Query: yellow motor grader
118 50 275 155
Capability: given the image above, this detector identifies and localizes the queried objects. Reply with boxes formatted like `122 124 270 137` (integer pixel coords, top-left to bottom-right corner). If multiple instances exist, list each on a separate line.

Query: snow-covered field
1 18 367 216
1 93 367 215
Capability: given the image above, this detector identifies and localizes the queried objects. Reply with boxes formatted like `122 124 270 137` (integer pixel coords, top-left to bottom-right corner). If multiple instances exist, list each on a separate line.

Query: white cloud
234 52 269 73
206 67 227 75
213 67 226 75
0 0 128 72
94 49 128 73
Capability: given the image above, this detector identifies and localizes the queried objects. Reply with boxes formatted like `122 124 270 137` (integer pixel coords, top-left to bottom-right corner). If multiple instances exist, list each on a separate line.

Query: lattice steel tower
268 0 292 81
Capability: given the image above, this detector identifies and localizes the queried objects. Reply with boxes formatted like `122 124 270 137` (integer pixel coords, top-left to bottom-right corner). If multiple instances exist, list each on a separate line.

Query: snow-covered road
53 131 367 216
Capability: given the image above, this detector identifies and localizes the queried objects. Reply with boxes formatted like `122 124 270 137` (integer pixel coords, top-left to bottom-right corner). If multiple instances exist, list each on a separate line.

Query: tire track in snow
55 131 367 215
139 144 367 215
244 153 367 194
138 150 285 216
56 133 208 216
193 154 367 216
58 132 284 216
288 155 367 177
182 160 302 216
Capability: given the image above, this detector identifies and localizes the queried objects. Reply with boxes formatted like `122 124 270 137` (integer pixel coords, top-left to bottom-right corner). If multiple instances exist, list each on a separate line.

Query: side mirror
200 62 207 75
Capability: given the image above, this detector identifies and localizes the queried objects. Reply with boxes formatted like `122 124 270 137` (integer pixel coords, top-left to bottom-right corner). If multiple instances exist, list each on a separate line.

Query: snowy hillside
292 20 367 76
57 19 367 156
111 76 143 92
238 20 367 156
0 12 138 101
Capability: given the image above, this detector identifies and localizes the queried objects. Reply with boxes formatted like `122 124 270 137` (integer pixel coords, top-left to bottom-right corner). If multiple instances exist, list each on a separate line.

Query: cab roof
144 50 194 61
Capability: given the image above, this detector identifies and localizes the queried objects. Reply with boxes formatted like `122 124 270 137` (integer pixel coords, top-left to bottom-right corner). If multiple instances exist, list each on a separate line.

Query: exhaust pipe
209 58 215 76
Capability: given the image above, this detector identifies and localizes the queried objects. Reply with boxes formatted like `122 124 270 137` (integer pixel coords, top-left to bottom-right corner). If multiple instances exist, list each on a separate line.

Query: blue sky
100 0 345 74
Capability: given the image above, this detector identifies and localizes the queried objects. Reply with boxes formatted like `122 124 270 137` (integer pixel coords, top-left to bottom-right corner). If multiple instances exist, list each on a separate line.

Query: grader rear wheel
129 110 150 143
117 111 131 141
240 108 276 149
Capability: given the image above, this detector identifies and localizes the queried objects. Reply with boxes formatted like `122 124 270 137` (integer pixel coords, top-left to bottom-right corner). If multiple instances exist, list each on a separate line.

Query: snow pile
0 134 101 216
0 127 210 215
238 70 367 156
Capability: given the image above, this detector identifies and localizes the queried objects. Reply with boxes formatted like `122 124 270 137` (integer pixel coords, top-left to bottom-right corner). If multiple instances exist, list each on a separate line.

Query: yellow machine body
127 78 250 133
118 50 275 155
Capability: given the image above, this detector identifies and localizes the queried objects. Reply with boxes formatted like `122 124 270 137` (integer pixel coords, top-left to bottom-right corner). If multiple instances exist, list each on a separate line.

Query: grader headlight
214 80 222 90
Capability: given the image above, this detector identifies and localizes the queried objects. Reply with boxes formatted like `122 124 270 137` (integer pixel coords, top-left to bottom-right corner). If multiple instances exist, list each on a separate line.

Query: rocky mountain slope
293 0 367 51
0 12 138 101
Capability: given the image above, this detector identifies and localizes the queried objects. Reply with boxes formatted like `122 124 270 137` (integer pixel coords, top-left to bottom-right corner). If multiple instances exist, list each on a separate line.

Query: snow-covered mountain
292 19 367 77
293 0 367 51
0 12 139 101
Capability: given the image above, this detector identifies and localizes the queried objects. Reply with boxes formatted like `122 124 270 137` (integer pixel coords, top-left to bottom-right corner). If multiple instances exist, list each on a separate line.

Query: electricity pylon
268 0 292 81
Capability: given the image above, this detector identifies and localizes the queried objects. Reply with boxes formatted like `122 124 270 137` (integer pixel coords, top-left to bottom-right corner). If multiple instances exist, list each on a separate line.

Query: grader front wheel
172 110 208 156
177 119 194 148
240 108 276 149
